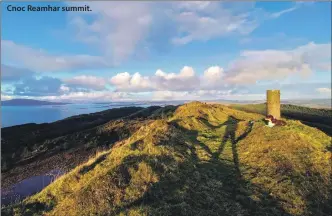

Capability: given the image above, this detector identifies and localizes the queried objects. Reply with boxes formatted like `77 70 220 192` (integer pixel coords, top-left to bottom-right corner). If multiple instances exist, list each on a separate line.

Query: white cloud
1 40 107 72
152 91 191 101
68 1 261 58
40 91 132 102
316 88 331 94
4 40 329 99
65 1 298 61
1 94 13 101
175 2 212 11
270 6 297 19
153 66 199 91
155 66 195 80
66 2 153 65
2 2 304 72
130 73 152 90
110 72 132 86
64 75 107 90
239 33 308 49
168 2 303 45
59 85 70 93
169 2 259 45
269 2 312 19
201 66 225 88
222 93 266 101
224 42 331 84
110 66 199 92
108 41 331 93
13 76 63 96
38 89 228 102
151 89 254 101
203 66 224 80
110 72 152 92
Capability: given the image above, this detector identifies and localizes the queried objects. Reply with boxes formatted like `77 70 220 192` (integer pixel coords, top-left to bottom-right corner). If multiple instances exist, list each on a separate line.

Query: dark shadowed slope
1 106 147 182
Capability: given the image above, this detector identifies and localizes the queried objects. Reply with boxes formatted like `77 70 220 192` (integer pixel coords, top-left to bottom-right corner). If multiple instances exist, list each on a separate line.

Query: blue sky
1 1 331 102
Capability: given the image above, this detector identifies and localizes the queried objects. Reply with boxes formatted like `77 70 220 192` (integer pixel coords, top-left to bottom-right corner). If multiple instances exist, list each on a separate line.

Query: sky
1 1 331 102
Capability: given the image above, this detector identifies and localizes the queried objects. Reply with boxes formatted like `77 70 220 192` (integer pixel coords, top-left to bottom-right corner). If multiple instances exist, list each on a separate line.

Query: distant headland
1 99 69 106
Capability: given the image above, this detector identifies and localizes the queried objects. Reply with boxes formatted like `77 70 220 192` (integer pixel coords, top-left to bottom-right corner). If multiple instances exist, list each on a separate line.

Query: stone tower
266 90 281 119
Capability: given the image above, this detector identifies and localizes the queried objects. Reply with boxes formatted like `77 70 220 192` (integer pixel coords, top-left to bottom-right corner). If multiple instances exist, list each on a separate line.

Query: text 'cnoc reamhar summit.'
7 5 92 12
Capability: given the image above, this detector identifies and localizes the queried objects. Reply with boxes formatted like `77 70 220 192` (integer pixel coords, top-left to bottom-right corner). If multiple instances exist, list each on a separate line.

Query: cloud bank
2 2 330 101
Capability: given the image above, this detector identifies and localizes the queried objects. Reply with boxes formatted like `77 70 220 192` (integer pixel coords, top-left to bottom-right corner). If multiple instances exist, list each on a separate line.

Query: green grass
2 102 331 216
229 103 332 136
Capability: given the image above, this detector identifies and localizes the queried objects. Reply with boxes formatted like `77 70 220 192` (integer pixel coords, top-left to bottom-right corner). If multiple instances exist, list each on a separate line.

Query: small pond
1 169 64 206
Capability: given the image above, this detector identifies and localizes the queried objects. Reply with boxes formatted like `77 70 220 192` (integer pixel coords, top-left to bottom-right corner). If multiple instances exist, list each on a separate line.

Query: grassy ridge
229 103 332 136
3 102 331 216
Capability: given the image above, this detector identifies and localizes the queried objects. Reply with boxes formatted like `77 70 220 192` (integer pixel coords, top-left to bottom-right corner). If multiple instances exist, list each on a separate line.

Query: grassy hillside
1 106 145 172
229 103 332 136
1 106 166 189
2 102 331 216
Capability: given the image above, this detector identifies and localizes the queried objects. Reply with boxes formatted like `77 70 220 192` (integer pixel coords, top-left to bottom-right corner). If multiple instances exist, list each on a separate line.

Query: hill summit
2 102 331 216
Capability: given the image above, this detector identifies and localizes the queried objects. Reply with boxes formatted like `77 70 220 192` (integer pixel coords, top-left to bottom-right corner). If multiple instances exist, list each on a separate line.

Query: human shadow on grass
212 116 253 161
110 121 290 216
198 117 230 129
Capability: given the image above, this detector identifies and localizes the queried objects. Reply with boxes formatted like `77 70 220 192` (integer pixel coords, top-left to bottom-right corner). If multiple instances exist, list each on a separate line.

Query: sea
1 103 155 128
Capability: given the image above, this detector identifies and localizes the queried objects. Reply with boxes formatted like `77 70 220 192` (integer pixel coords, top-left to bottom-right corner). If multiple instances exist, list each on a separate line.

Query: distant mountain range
281 98 332 109
1 98 331 109
2 99 68 106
